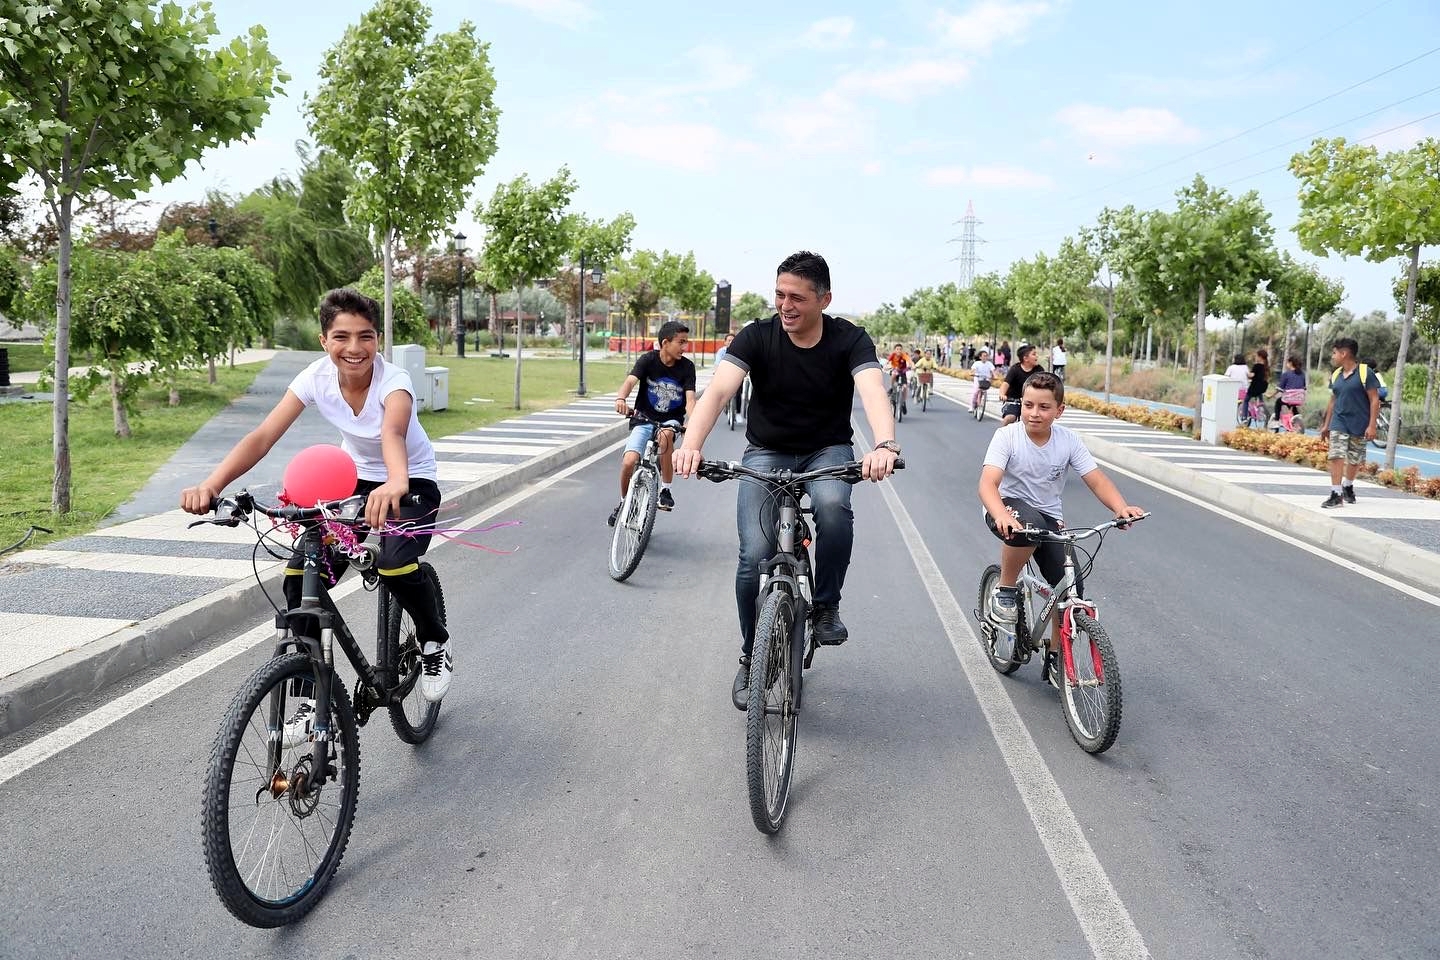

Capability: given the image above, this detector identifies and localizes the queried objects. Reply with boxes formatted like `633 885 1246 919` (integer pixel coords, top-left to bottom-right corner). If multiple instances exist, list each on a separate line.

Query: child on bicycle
978 372 1145 676
609 319 695 525
180 288 453 704
970 349 995 410
1274 354 1306 426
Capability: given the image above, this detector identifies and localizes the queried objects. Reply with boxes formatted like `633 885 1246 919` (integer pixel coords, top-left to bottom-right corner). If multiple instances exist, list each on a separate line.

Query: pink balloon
282 444 358 507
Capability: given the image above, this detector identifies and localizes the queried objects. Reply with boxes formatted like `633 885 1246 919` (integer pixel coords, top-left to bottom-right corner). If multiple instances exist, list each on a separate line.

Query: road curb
1085 434 1440 597
0 420 627 740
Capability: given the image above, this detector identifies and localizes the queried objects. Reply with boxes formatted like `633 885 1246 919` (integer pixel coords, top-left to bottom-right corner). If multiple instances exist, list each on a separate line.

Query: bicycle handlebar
1014 511 1150 542
696 457 905 486
192 490 419 529
622 409 686 432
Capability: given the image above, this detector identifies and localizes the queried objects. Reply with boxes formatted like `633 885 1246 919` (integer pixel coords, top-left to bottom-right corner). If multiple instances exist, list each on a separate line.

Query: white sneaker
420 641 453 703
280 699 316 749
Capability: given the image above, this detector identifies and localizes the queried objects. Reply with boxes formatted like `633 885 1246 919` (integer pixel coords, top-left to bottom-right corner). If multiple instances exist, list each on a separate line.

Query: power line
1062 43 1440 206
1222 107 1440 188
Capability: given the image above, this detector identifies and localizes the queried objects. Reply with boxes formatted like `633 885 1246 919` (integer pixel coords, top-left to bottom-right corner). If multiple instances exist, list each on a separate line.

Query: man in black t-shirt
673 251 901 710
610 320 696 525
997 344 1045 424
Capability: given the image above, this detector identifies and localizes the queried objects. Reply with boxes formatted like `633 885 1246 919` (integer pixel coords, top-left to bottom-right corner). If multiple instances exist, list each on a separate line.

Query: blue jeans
735 443 855 655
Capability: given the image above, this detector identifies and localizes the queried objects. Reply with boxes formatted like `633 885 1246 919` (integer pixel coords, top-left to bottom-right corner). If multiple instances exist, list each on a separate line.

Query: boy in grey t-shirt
978 373 1145 676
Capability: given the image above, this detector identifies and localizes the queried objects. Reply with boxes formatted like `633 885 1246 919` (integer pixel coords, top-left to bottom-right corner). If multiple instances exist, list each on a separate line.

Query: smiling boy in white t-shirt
182 288 453 705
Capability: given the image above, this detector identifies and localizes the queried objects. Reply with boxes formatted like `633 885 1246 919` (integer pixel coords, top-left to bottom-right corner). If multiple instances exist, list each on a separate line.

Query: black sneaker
607 500 622 526
1342 485 1356 504
658 488 675 511
811 603 849 646
1043 649 1063 689
1321 491 1344 509
732 656 750 711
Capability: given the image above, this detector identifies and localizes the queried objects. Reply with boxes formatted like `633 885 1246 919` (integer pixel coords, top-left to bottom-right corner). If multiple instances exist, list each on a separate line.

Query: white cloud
684 44 753 92
923 164 1053 189
800 16 855 49
754 90 871 153
1361 116 1438 153
489 0 597 28
862 160 884 175
835 58 969 102
1055 104 1202 146
934 1 1054 53
603 122 726 171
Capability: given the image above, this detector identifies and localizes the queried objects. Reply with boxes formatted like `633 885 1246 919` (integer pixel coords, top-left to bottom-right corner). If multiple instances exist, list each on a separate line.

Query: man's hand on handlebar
861 447 899 482
673 446 703 479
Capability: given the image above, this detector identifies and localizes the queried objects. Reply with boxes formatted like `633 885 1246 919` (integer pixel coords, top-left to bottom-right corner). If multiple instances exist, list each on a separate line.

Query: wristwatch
874 440 901 454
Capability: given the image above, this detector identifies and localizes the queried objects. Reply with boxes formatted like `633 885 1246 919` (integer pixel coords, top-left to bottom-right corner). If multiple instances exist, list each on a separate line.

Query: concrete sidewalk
2 364 1437 739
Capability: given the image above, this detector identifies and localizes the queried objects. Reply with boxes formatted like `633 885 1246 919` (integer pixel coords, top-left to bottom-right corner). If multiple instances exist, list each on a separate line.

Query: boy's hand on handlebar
181 484 219 515
993 509 1024 540
1115 505 1147 527
365 480 408 529
673 447 703 479
614 398 630 416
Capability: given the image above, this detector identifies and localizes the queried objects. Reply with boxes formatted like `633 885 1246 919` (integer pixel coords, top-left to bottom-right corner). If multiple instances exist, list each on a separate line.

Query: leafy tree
608 249 661 347
1269 253 1344 373
0 243 24 320
307 0 500 357
1292 136 1440 466
565 211 634 384
1080 206 1138 400
476 167 578 407
656 250 715 355
0 1 284 510
1394 261 1440 419
186 241 277 381
971 272 1016 348
238 146 376 324
732 291 771 327
353 265 430 346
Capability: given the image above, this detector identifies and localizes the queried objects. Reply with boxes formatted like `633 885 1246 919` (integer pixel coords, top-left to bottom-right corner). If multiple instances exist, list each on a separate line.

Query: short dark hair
1233 353 1245 365
1332 337 1359 358
1016 344 1037 363
1023 371 1064 404
776 250 830 297
657 319 689 344
319 288 381 333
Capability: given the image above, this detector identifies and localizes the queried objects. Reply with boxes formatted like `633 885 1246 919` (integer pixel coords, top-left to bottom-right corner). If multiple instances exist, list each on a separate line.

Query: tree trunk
513 284 524 409
1425 343 1437 421
1193 283 1208 437
1103 280 1115 402
52 191 75 513
111 366 132 438
208 356 216 385
169 372 179 406
1385 243 1420 468
382 228 395 360
489 290 500 351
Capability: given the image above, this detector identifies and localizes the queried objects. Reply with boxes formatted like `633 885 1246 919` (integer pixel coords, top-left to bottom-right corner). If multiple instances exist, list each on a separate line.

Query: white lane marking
0 440 625 787
1097 458 1440 609
878 478 1152 960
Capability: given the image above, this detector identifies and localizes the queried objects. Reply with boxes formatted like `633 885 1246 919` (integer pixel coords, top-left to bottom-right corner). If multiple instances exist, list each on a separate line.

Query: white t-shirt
288 355 438 482
1051 344 1067 366
983 422 1097 520
1223 363 1250 382
971 359 996 383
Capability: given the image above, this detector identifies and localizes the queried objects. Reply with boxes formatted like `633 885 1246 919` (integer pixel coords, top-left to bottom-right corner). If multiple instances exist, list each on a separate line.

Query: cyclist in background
979 372 1145 677
997 343 1045 425
610 320 695 525
913 350 937 401
887 343 911 396
971 349 996 411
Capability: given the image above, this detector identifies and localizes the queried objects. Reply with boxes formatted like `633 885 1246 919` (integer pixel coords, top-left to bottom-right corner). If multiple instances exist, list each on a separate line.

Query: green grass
0 352 627 552
1 342 52 374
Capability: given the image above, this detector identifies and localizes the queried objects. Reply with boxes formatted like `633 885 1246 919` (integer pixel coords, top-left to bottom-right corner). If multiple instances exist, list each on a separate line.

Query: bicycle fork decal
1060 604 1100 685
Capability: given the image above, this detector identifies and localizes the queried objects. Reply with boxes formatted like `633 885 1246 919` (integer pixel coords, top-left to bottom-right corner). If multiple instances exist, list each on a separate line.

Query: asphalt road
1 393 1436 959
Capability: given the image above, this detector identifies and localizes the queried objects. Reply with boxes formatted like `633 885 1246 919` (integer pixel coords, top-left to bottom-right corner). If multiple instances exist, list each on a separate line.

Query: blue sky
140 0 1440 318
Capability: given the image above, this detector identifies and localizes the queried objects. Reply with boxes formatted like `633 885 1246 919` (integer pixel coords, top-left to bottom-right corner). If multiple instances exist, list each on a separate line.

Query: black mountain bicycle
697 457 902 833
193 490 446 927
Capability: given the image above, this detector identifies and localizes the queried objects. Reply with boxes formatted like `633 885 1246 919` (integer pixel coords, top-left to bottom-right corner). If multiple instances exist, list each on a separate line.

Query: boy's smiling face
321 311 379 384
1020 382 1064 437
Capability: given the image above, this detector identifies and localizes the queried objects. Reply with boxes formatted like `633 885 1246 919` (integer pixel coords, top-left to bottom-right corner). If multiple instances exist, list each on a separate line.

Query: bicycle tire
202 652 360 927
1370 413 1390 449
608 466 658 582
746 588 799 834
1060 610 1123 754
921 384 929 412
974 391 985 421
727 394 736 430
380 562 445 744
977 565 1022 675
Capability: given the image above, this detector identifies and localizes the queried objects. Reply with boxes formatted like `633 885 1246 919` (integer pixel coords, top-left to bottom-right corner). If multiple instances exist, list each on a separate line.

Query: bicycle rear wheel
974 391 985 421
746 589 799 834
1060 610 1123 754
608 466 658 582
1370 412 1390 449
380 562 445 744
921 383 930 412
977 565 1022 675
202 652 360 927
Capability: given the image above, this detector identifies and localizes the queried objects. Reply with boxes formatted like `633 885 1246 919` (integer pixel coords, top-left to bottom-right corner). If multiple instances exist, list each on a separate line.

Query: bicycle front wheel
921 383 930 411
202 653 361 927
1060 611 1123 754
1371 413 1390 449
977 565 1022 675
746 589 800 834
380 562 445 744
608 466 658 582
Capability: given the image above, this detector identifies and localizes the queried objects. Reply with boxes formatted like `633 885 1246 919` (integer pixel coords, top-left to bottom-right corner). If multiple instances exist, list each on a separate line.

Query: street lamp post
577 258 602 397
453 231 467 359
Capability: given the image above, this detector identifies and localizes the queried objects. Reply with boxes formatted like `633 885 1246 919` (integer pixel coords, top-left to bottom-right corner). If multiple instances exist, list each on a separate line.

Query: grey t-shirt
1329 364 1381 436
983 422 1098 520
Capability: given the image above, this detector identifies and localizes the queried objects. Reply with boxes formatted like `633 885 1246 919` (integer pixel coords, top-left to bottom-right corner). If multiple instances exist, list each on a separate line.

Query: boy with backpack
1319 337 1381 508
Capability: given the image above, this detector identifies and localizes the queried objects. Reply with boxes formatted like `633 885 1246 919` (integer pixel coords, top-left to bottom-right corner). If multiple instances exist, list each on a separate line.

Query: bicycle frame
756 492 814 703
1016 548 1096 682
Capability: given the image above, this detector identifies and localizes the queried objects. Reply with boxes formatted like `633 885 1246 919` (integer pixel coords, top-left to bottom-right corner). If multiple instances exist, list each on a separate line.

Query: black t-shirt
628 350 695 426
723 314 880 454
1002 362 1046 403
1247 362 1269 399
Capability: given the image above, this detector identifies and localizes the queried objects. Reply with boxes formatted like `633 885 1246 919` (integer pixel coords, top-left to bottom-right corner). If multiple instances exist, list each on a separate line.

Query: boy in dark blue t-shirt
1319 337 1381 508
